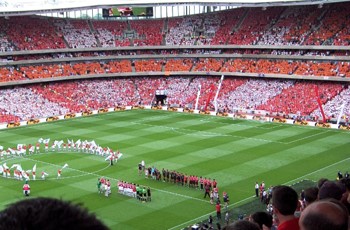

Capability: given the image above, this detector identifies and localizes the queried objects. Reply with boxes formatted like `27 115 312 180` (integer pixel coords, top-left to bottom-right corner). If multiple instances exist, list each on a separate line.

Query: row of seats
1 58 349 83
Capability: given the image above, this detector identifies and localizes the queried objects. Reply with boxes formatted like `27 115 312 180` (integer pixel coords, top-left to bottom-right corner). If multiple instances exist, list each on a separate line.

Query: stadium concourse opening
154 90 167 106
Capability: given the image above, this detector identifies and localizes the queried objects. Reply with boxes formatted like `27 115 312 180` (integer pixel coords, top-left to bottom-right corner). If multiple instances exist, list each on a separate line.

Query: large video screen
102 7 153 17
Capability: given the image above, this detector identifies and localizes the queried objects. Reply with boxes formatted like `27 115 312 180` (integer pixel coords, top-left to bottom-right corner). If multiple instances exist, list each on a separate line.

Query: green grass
0 110 348 230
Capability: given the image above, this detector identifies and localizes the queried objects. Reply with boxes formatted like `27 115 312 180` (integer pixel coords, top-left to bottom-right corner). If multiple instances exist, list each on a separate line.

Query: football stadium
0 0 349 229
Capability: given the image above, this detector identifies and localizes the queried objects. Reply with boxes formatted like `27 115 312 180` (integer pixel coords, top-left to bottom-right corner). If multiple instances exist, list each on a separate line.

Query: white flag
10 164 20 169
75 139 81 147
0 145 3 151
89 140 97 148
62 163 69 169
32 164 37 173
38 138 44 143
17 164 23 172
22 171 29 180
43 138 50 144
7 148 16 155
57 140 64 148
105 155 111 161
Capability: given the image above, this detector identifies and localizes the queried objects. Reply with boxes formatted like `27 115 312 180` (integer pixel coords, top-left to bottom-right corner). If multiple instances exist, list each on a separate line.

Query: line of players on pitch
140 165 218 191
97 177 151 202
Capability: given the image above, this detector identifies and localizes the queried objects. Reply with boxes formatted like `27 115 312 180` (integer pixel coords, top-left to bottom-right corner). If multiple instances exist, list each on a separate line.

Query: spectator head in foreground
249 211 273 229
318 181 344 201
303 186 319 207
0 197 109 230
223 220 260 230
271 185 299 229
299 199 348 230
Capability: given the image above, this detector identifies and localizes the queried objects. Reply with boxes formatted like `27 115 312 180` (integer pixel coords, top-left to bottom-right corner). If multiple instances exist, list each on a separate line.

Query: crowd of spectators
30 79 139 113
0 87 69 121
227 7 285 45
164 59 193 72
0 16 66 50
52 18 98 48
255 5 323 46
130 19 164 46
0 66 26 82
256 81 342 116
192 58 223 72
304 3 350 46
210 9 245 45
0 109 20 124
0 77 348 122
311 86 350 121
0 3 349 51
217 79 294 112
133 59 163 72
0 36 15 52
92 20 129 47
0 3 349 122
2 58 349 85
221 59 298 75
165 16 204 46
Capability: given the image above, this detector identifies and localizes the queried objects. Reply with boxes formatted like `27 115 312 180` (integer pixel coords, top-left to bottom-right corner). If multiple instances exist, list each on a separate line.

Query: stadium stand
0 2 348 123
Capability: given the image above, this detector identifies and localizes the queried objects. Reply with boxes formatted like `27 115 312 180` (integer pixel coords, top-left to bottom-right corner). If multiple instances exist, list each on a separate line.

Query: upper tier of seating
1 2 350 51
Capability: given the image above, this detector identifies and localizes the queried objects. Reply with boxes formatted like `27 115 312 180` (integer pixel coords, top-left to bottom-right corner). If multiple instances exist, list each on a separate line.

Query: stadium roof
0 0 346 16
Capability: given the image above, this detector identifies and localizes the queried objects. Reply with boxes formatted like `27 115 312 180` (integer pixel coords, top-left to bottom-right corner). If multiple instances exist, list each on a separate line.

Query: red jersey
23 184 30 191
216 203 221 212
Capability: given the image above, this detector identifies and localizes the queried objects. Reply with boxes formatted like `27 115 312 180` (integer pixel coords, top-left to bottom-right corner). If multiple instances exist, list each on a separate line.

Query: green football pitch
0 110 349 229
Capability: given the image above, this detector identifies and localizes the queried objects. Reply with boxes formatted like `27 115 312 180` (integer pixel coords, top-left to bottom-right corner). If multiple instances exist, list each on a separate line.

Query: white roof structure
0 0 346 15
